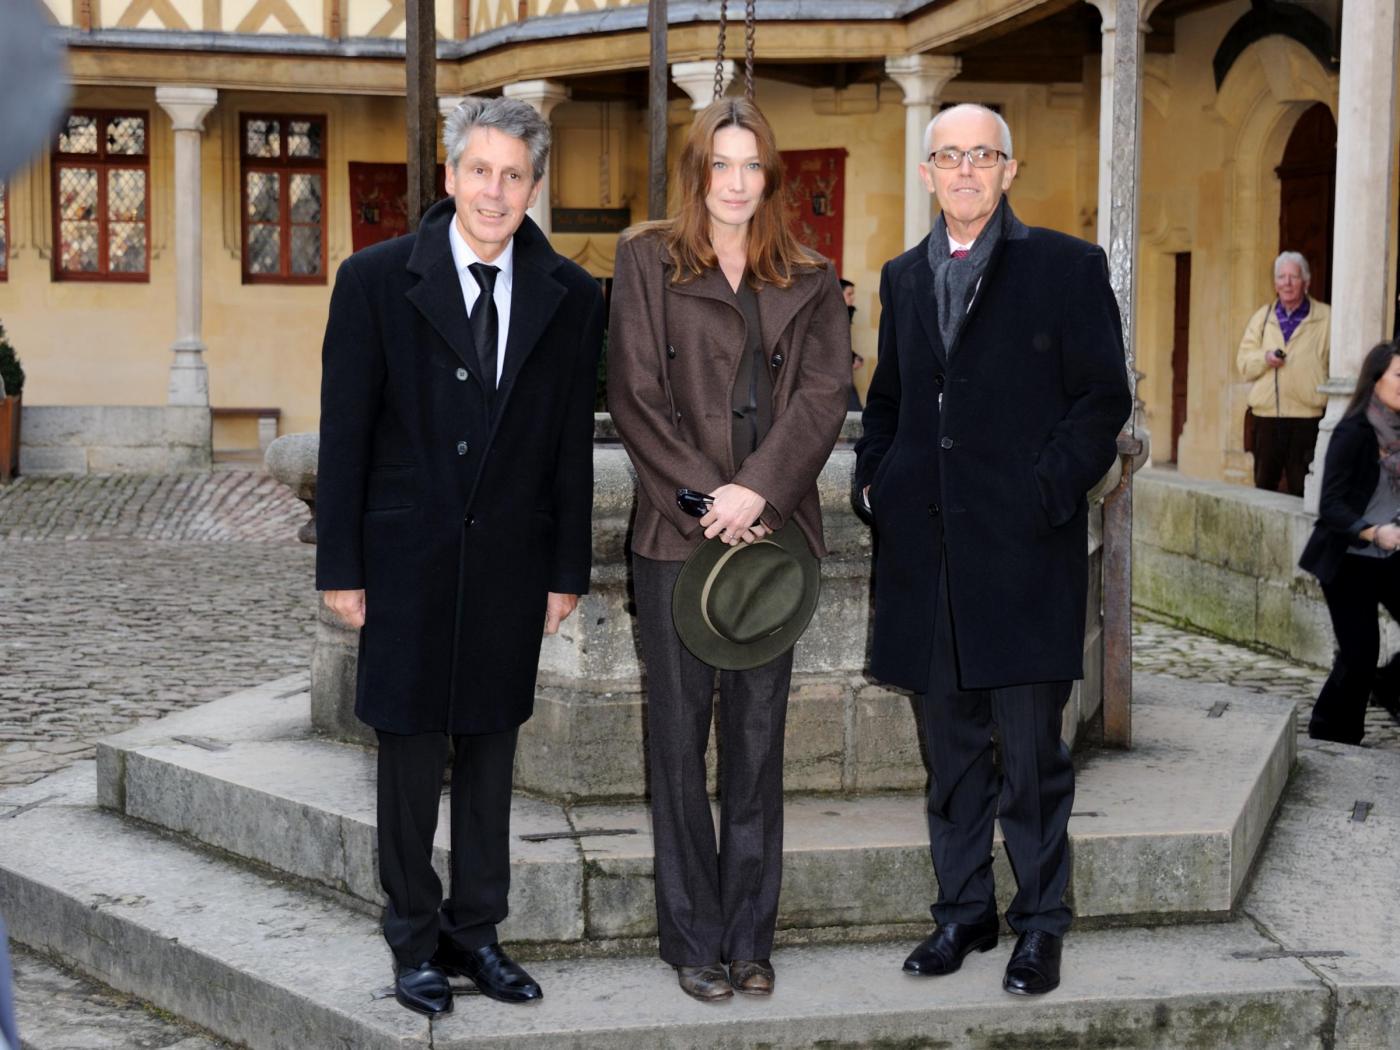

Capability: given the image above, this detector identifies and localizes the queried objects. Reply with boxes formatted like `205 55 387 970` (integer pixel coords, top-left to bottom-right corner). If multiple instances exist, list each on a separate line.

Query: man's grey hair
443 96 551 182
923 103 1013 158
1274 250 1311 283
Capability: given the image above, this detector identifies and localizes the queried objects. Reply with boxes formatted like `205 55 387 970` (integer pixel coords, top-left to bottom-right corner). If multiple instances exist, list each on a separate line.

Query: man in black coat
854 104 1130 996
316 97 604 1017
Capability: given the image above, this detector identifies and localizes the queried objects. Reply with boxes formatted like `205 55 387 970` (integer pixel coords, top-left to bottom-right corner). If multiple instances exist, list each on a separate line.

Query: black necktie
468 262 499 399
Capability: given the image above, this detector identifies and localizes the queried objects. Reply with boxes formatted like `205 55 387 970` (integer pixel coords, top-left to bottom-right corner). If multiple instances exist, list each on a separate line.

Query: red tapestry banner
780 148 847 274
348 162 446 253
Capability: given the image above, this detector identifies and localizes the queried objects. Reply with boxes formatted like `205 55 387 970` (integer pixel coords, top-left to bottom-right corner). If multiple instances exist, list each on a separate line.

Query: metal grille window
51 111 150 281
240 115 327 284
0 181 8 281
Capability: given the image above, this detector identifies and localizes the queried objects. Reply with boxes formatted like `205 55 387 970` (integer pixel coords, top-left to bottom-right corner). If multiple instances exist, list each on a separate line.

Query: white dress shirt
448 216 513 381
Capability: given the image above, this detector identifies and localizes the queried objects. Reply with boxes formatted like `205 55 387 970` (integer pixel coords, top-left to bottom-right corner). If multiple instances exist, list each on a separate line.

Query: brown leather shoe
729 959 775 995
676 964 733 1002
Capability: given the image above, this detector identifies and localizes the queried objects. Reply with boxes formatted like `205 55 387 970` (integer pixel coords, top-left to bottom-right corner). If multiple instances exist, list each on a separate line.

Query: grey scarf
1367 394 1400 494
927 198 1011 353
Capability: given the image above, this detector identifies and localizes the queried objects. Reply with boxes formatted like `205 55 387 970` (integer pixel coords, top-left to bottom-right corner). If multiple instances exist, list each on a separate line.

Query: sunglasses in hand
676 488 715 518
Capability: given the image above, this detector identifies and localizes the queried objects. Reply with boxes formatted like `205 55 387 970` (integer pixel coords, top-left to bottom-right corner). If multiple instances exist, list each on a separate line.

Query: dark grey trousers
375 727 518 967
917 560 1075 937
633 554 794 967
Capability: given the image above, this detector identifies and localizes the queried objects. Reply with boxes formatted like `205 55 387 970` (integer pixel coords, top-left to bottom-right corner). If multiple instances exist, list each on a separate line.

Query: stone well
269 418 1108 802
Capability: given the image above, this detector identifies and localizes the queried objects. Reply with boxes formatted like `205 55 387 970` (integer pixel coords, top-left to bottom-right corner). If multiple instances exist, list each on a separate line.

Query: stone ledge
90 674 1295 941
1134 467 1400 667
18 405 212 476
0 764 1333 1050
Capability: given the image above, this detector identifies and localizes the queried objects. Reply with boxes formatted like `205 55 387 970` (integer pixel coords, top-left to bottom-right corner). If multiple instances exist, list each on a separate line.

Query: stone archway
1172 34 1337 485
1276 101 1336 303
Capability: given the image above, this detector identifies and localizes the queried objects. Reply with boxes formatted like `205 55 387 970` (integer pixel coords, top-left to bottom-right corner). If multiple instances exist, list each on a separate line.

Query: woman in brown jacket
607 99 850 1002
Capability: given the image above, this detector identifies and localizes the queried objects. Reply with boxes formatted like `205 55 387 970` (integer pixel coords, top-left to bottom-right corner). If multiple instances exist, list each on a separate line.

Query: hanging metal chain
714 0 728 102
743 0 755 101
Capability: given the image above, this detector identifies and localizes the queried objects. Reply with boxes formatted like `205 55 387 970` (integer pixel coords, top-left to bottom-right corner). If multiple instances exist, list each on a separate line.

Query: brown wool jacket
607 230 852 561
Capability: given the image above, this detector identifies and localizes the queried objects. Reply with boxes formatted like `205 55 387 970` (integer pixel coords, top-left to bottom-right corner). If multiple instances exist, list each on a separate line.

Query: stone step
90 674 1295 944
0 764 1334 1050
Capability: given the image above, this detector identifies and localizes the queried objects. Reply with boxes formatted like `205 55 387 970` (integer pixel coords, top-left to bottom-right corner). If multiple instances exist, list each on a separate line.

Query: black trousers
633 554 793 967
375 726 519 967
916 561 1074 937
1309 553 1400 745
1252 416 1320 496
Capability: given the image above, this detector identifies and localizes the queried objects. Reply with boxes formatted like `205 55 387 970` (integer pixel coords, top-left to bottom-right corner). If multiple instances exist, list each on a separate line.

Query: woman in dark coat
1299 340 1400 743
607 99 850 1002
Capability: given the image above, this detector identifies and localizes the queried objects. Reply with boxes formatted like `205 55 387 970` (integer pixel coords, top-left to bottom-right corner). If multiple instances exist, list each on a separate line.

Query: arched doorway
1275 102 1336 302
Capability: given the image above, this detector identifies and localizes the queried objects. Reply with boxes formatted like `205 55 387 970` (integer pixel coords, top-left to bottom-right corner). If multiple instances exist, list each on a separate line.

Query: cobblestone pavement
1133 612 1400 751
0 474 316 788
1 470 1396 1048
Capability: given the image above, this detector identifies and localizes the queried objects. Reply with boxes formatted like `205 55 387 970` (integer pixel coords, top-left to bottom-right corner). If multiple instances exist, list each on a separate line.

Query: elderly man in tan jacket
1236 250 1330 496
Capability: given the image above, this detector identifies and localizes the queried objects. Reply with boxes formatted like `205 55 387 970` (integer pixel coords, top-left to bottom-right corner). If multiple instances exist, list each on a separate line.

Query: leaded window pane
289 173 322 224
108 169 147 222
290 224 322 276
58 166 98 221
246 224 280 274
288 120 322 159
60 114 98 154
245 119 280 159
59 220 99 272
108 222 146 273
246 170 280 223
106 116 146 156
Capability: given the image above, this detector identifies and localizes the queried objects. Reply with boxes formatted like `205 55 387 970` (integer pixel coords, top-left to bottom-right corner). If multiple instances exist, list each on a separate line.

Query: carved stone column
884 54 961 250
501 80 570 238
671 60 734 110
1305 1 1400 512
155 86 217 407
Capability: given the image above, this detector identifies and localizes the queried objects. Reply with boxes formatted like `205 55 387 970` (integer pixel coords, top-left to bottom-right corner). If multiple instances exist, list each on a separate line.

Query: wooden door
1169 252 1190 463
1276 102 1336 303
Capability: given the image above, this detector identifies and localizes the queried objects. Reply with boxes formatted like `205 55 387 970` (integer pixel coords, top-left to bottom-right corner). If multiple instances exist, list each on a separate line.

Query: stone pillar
1088 0 1152 251
671 59 735 110
501 80 570 238
1305 2 1400 512
884 54 962 250
155 86 217 407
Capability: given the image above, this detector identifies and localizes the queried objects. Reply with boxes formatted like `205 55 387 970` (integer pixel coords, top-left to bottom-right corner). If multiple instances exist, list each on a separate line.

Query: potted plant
0 320 24 482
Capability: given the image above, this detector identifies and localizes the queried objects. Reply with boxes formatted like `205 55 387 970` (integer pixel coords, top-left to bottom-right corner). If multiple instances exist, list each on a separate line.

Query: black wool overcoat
1299 412 1382 586
315 199 604 735
853 205 1131 693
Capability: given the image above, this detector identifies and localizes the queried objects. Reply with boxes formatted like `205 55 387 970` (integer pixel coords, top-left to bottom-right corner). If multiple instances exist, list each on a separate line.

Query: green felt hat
671 524 821 671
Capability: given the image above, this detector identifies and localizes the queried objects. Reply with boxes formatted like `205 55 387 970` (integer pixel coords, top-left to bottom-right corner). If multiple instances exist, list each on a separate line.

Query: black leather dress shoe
433 940 542 1004
903 917 1000 976
1003 930 1062 996
394 961 453 1017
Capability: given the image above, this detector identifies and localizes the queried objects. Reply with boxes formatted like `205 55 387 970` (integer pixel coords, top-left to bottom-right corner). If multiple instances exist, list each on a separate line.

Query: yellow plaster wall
0 89 411 441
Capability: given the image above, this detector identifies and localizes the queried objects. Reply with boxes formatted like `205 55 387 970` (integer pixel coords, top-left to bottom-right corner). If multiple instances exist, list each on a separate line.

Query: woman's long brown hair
624 98 824 289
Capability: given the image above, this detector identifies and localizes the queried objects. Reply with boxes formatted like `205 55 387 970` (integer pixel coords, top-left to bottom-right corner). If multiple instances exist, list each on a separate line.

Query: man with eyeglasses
854 103 1130 997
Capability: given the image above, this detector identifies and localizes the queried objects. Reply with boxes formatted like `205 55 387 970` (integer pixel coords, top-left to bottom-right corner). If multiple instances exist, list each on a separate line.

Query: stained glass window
52 110 149 281
240 114 327 284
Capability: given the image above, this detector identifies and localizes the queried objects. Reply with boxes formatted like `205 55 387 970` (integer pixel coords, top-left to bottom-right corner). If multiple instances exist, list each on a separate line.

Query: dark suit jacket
1299 411 1383 585
606 230 851 561
315 199 604 734
854 204 1131 692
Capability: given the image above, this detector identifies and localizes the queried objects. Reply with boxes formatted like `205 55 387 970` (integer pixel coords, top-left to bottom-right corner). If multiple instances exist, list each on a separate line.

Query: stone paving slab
0 764 1335 1050
9 946 231 1050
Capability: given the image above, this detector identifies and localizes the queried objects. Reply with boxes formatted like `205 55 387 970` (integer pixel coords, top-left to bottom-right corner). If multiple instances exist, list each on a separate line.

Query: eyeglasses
927 147 1008 170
